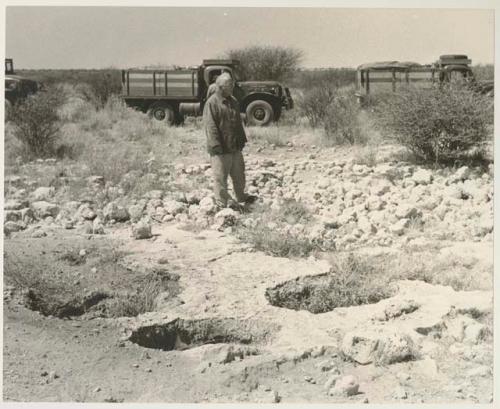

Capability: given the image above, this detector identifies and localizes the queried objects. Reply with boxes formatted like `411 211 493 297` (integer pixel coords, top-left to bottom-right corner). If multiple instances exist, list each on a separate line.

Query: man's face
219 79 234 98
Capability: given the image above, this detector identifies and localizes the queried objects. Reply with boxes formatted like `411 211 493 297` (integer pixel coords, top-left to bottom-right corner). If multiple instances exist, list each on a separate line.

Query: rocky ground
3 139 494 403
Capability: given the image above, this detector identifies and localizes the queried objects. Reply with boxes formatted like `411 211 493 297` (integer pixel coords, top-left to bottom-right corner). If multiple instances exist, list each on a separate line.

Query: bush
472 64 494 81
373 85 492 164
9 86 67 158
75 72 122 108
225 45 303 82
289 67 356 89
323 87 364 145
298 84 336 128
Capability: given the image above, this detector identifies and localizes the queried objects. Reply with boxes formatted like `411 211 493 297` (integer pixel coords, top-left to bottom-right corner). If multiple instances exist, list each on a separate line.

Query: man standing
203 73 254 209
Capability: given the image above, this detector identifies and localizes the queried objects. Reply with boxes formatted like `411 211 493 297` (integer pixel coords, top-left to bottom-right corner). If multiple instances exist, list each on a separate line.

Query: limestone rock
395 204 419 219
132 221 152 240
390 218 409 235
198 197 218 215
464 323 488 344
214 208 240 228
412 169 433 185
4 199 28 211
77 204 97 221
33 186 55 201
328 375 359 397
128 204 145 222
4 221 25 234
4 210 21 222
87 175 105 187
32 201 59 219
103 203 130 222
163 200 187 216
452 166 471 182
92 218 105 234
381 299 420 320
443 185 463 200
342 330 416 365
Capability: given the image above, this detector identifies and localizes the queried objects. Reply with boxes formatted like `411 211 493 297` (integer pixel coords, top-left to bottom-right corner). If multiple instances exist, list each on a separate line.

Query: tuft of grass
310 253 394 312
236 224 319 258
106 268 179 317
234 200 328 258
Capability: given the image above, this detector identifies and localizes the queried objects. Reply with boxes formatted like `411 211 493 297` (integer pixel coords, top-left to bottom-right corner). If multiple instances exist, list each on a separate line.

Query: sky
4 6 495 69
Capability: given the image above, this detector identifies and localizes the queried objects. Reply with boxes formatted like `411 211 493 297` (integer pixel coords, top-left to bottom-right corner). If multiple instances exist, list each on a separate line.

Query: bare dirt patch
3 232 181 318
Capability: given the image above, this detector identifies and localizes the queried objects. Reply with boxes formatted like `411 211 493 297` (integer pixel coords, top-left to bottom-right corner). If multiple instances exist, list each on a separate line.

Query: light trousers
210 151 246 207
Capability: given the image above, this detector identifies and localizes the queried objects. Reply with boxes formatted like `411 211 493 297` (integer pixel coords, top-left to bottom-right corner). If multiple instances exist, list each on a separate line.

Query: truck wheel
148 102 176 125
246 100 273 126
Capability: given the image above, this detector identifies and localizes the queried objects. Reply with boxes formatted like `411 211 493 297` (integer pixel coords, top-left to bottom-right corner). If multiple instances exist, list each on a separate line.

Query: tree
225 45 303 82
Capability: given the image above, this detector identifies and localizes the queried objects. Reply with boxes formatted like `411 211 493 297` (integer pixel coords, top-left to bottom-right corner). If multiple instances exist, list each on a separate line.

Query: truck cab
5 58 40 107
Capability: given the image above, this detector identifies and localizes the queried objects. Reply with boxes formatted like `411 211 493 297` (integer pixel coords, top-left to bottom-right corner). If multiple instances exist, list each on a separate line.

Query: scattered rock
32 201 59 219
4 199 28 211
33 187 55 201
412 169 433 185
464 323 488 344
328 375 359 397
132 221 152 240
164 200 187 215
390 219 409 236
395 204 419 219
214 208 240 229
342 330 417 365
392 386 407 400
4 221 25 234
103 203 130 222
87 176 105 186
466 365 491 378
381 299 420 320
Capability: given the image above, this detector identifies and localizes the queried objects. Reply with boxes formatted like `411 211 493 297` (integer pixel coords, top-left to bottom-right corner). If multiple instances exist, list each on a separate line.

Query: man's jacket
203 92 247 155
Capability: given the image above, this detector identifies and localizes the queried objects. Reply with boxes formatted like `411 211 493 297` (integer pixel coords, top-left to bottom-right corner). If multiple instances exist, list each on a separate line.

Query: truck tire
246 100 273 127
148 102 176 125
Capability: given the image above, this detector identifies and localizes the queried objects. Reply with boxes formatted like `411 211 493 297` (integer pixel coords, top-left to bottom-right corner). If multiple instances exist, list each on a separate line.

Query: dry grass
234 199 328 258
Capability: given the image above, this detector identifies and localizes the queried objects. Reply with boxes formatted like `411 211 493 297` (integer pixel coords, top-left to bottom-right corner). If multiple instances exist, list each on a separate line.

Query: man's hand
210 145 224 155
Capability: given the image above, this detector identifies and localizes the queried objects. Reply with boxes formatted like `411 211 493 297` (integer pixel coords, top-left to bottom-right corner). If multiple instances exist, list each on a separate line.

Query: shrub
9 86 67 158
373 85 492 164
289 67 356 89
323 87 364 145
298 83 336 128
472 64 494 81
225 45 303 82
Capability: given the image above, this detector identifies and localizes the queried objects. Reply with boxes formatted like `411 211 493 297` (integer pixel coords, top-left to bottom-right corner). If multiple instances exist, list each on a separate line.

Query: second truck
121 59 294 126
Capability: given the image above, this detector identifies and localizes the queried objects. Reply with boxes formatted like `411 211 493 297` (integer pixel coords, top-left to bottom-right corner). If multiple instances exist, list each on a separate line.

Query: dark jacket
203 92 247 155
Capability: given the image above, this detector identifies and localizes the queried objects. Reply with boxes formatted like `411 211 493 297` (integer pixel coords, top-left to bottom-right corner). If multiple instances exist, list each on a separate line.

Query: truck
121 59 294 126
354 54 492 104
5 58 41 116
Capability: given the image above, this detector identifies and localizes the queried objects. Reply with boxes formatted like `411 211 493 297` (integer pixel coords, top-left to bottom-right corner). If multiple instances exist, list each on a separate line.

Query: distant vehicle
355 54 492 104
121 59 294 126
4 58 40 109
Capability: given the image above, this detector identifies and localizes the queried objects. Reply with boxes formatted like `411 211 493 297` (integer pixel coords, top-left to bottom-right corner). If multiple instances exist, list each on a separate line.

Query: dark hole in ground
265 272 393 314
24 290 110 318
129 318 277 351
